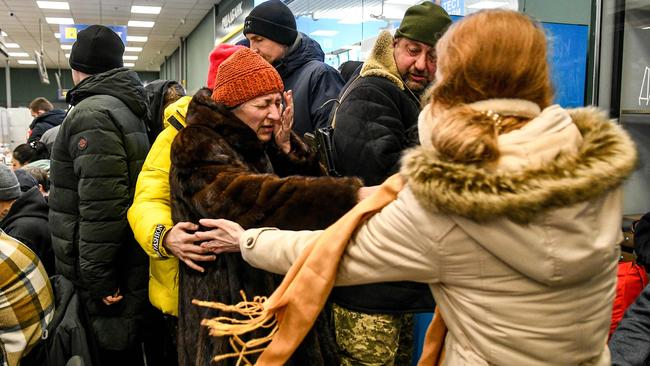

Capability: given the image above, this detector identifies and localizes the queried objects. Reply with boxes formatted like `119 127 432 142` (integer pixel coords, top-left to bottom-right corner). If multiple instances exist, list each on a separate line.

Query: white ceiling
0 0 219 71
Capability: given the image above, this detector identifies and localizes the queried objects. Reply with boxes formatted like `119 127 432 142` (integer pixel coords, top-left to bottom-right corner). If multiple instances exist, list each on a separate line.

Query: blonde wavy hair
428 10 554 165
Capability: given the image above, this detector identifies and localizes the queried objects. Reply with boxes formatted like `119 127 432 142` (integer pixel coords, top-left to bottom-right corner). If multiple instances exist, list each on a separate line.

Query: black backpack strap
167 115 184 131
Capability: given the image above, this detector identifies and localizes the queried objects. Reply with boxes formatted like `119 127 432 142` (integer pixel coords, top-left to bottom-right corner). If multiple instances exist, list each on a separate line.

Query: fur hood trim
360 31 404 90
401 106 638 223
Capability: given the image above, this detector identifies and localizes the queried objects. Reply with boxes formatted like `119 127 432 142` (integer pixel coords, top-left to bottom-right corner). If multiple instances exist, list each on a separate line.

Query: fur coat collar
360 31 405 90
402 99 638 223
185 88 270 164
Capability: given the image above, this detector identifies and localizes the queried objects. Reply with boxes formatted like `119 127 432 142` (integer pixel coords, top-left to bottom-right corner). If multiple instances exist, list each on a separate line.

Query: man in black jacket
328 3 452 365
27 97 65 143
0 165 53 275
610 283 650 365
243 0 344 137
48 25 157 365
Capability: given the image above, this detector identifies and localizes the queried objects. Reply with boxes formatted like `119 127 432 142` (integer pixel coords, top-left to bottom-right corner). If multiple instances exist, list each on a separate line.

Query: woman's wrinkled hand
163 221 216 273
195 218 245 255
274 90 293 154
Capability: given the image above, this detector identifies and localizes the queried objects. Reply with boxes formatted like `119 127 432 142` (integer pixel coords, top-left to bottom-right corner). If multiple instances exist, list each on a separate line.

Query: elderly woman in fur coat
169 47 364 366
203 10 638 365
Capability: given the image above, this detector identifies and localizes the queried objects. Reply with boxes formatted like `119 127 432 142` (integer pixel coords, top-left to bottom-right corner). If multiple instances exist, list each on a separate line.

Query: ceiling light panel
124 62 136 67
125 47 143 52
5 43 20 48
310 30 339 37
61 44 72 50
65 54 70 58
46 17 75 25
1 31 7 37
127 36 148 42
128 21 155 28
18 60 38 65
123 55 139 60
37 1 70 10
131 5 162 14
8 52 30 57
54 33 61 38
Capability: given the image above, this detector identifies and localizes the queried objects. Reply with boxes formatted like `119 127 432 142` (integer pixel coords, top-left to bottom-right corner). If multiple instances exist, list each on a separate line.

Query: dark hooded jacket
609 283 650 365
329 31 435 314
144 79 181 143
331 30 421 186
170 88 362 366
48 67 154 351
28 109 66 143
276 33 344 137
0 186 53 275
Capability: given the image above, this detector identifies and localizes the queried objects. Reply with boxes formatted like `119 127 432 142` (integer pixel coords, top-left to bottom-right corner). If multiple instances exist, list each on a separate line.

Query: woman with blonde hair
201 10 637 365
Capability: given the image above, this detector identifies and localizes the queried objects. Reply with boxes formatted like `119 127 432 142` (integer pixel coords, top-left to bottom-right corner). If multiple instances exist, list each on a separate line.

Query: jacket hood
29 109 66 130
66 67 148 118
0 187 49 228
403 102 636 222
360 31 404 90
401 101 637 285
163 96 191 129
145 80 180 131
276 33 325 78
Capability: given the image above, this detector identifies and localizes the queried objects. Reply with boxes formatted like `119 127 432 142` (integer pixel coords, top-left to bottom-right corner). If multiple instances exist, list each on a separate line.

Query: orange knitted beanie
211 47 284 107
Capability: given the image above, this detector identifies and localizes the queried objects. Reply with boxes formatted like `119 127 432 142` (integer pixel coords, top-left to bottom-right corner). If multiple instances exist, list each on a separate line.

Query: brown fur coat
170 88 362 366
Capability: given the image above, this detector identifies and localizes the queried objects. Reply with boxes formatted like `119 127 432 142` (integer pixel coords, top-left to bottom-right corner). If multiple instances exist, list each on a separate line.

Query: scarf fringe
192 291 279 365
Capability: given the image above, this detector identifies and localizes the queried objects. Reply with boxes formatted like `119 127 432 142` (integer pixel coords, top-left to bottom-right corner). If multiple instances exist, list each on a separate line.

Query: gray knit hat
0 164 21 201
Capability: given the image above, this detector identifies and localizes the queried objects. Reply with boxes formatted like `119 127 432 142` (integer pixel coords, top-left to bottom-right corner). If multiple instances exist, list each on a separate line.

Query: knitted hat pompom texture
212 48 284 107
0 164 21 201
206 44 244 90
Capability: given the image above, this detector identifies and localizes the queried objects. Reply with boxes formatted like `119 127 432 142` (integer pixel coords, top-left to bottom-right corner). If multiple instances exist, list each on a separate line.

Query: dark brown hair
28 97 54 113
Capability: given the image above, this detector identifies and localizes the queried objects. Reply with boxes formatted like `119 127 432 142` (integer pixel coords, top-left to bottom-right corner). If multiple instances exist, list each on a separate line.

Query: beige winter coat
239 99 637 365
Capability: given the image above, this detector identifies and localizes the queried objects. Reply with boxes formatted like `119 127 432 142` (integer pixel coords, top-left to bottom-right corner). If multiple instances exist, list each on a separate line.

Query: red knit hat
212 48 284 107
206 44 243 90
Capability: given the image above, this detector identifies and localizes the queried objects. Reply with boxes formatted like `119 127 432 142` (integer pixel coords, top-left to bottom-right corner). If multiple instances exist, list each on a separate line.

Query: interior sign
222 2 243 29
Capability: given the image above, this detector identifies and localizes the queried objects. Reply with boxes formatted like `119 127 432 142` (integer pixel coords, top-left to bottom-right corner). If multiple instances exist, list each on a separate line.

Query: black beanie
243 0 297 46
69 25 124 74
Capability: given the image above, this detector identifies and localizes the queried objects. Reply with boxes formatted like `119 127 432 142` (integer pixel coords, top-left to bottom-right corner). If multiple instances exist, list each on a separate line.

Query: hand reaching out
195 218 245 255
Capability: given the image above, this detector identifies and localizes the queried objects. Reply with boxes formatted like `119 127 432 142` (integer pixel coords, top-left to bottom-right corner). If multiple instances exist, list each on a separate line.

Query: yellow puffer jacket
127 96 190 316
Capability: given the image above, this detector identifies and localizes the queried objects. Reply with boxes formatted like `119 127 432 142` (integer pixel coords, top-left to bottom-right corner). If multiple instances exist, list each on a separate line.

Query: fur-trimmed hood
402 100 637 223
360 31 405 90
402 99 637 285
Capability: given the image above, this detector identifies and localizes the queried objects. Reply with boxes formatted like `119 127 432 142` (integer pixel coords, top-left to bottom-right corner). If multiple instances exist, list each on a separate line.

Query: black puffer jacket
0 186 53 275
28 109 66 143
610 283 650 365
276 33 344 137
330 31 435 314
332 31 421 186
48 67 153 351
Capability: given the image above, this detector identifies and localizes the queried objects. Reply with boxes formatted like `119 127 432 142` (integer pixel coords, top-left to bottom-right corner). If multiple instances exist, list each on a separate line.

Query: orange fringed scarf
193 174 447 365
